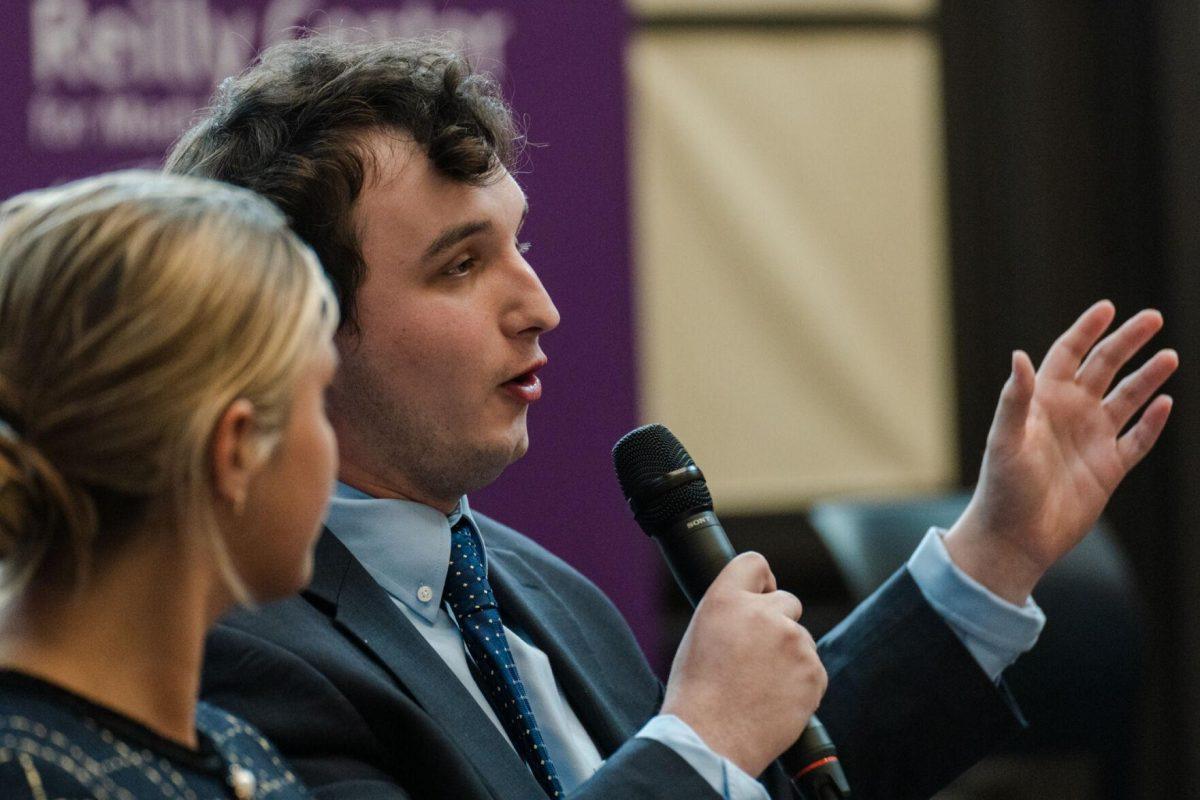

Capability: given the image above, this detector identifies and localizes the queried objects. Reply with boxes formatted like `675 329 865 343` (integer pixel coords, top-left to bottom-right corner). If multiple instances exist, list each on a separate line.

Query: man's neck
337 463 459 515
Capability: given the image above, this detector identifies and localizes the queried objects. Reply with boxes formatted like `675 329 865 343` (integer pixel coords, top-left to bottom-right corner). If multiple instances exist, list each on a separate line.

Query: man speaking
166 37 1177 800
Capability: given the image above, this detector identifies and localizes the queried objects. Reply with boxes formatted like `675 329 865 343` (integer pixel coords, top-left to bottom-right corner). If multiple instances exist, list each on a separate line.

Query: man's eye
446 258 475 276
517 241 533 255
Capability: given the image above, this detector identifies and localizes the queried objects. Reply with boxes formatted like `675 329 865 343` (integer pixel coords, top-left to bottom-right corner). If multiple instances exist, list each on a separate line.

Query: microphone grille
612 424 713 532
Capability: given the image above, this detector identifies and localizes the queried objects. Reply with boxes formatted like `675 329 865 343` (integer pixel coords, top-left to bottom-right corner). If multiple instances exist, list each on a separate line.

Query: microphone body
654 509 734 606
613 425 851 800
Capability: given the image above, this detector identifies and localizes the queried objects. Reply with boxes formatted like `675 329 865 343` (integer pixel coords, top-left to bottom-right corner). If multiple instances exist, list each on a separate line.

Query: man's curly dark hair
165 36 519 332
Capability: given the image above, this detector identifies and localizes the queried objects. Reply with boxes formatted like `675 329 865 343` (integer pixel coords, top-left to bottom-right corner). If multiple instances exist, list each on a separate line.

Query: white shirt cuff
907 527 1046 682
635 714 770 800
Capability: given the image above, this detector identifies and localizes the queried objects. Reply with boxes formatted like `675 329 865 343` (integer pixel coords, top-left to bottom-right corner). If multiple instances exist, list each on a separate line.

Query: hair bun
0 426 96 590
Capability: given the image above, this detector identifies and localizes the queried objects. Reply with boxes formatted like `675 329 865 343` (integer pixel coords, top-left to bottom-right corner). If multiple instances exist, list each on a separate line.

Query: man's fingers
989 350 1036 447
766 590 804 622
1076 309 1164 396
1039 300 1116 379
1104 349 1179 429
714 551 777 594
1117 394 1174 471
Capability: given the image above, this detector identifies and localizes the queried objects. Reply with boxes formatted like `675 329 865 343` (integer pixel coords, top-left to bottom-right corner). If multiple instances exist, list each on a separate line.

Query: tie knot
444 522 497 615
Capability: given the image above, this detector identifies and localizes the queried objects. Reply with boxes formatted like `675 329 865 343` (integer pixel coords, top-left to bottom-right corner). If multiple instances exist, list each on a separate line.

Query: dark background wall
942 2 1195 795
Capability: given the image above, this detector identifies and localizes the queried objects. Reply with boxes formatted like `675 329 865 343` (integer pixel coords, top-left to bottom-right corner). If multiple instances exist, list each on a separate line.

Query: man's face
327 134 560 509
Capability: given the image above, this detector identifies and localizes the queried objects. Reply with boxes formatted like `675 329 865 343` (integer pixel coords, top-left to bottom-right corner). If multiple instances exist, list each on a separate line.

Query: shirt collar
324 482 484 625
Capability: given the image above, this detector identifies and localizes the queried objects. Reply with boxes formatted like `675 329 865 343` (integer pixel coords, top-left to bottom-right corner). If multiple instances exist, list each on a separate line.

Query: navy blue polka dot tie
444 522 564 798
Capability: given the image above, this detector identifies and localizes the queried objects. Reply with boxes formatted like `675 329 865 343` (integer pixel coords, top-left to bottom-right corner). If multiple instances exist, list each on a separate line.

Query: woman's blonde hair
0 170 338 600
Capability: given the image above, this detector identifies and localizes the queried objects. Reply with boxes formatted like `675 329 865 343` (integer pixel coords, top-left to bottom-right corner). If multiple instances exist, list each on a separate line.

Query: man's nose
504 257 560 337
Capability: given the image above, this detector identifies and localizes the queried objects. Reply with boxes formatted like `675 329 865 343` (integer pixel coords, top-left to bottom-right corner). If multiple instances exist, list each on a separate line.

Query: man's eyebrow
420 201 530 262
422 220 492 262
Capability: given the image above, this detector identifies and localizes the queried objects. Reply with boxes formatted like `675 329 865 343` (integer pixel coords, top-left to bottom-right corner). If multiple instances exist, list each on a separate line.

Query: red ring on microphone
794 755 840 780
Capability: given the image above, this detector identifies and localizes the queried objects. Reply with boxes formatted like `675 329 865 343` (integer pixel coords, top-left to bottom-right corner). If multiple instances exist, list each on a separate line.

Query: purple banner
1 1 656 654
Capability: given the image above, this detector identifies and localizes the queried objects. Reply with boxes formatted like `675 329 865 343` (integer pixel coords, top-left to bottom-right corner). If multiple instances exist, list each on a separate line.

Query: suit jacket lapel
487 547 631 756
303 530 545 800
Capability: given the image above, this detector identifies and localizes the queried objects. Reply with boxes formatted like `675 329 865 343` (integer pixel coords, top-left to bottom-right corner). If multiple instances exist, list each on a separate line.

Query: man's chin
509 431 530 462
450 430 530 495
484 432 530 478
495 415 530 463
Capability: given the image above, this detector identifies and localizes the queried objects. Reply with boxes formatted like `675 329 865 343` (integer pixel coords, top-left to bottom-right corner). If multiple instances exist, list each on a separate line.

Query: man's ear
210 398 258 516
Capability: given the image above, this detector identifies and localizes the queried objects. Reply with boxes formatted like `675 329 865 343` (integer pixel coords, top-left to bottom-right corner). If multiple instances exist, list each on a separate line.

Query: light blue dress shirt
907 527 1046 681
325 483 1044 800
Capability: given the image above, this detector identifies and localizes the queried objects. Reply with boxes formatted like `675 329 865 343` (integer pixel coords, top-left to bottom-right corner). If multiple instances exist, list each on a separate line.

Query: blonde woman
0 170 338 799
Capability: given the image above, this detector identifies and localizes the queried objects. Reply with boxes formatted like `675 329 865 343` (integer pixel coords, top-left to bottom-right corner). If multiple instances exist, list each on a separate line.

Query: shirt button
417 585 434 603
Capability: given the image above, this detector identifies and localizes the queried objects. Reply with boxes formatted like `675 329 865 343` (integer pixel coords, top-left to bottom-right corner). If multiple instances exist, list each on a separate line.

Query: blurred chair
809 493 1143 800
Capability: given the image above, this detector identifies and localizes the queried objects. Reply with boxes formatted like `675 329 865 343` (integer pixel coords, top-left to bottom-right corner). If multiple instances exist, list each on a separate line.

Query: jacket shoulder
472 511 627 618
473 512 594 582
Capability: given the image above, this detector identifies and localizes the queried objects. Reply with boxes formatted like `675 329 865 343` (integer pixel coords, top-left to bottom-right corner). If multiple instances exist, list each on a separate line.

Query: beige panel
629 0 934 17
629 30 956 511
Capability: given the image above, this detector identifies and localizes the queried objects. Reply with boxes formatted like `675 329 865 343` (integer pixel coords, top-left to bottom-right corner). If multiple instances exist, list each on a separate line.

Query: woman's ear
210 398 258 516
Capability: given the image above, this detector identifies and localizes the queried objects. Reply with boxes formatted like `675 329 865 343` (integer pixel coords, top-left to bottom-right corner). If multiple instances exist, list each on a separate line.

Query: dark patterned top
0 670 309 799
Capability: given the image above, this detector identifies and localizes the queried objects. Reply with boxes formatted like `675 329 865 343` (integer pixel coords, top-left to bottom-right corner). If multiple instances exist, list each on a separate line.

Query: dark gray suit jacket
201 513 1025 799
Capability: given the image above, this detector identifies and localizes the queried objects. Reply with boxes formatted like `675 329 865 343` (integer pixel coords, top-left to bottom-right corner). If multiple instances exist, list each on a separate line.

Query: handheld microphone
612 423 851 800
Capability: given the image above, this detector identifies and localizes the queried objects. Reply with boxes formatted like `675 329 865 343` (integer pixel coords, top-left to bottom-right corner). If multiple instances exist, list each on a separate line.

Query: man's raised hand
945 300 1177 604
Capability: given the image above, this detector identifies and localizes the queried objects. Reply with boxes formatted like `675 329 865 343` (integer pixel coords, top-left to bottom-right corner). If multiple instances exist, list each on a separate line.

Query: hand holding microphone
661 550 826 779
613 423 851 800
